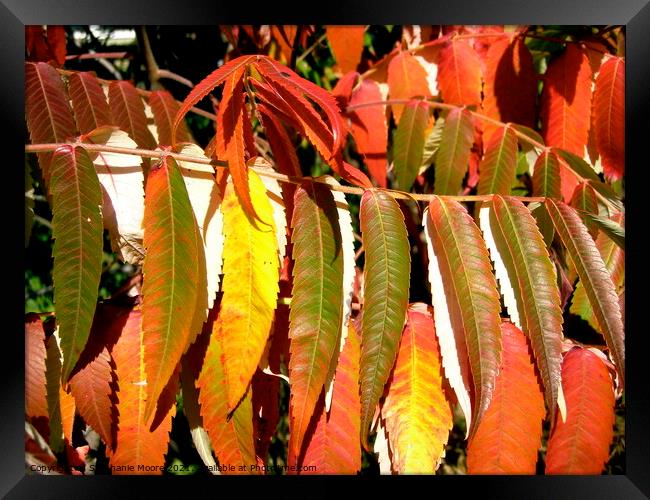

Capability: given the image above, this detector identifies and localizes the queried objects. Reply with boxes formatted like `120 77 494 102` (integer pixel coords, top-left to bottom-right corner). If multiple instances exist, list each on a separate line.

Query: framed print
5 0 649 497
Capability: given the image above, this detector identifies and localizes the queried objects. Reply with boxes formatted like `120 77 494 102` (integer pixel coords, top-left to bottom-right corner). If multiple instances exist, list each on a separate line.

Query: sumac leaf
387 51 432 124
392 100 430 191
476 126 518 196
433 108 474 195
593 57 624 181
437 39 482 106
68 71 111 134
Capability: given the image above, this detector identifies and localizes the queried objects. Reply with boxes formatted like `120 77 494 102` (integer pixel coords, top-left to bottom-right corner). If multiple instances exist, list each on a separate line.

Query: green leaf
420 114 446 171
477 127 518 195
359 189 410 449
546 199 625 385
569 182 599 238
425 196 502 440
578 211 625 250
480 196 565 422
288 182 344 459
50 146 104 382
142 155 200 422
433 108 474 195
393 101 429 191
531 151 562 246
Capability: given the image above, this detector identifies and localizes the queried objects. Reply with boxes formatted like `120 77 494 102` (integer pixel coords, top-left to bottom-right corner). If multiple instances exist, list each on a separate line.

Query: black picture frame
5 1 649 497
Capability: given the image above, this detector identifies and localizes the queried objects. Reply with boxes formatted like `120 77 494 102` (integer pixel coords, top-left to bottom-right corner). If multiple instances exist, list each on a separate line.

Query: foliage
24 24 624 475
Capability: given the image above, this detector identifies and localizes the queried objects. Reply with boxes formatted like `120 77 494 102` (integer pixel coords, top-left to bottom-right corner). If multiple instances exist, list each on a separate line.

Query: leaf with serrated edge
107 306 173 473
426 197 502 440
319 177 356 412
437 39 482 106
571 212 624 333
467 322 545 474
382 304 453 473
288 181 344 459
423 207 473 436
83 126 145 266
593 57 624 181
300 322 361 474
434 108 474 195
393 100 429 191
68 72 111 134
250 157 287 262
387 51 432 124
142 155 200 422
479 196 565 421
26 314 49 426
149 90 192 146
545 347 615 474
218 171 280 411
50 146 104 382
196 315 258 473
359 190 410 449
107 81 157 152
175 143 224 313
25 62 76 186
476 127 518 196
546 199 625 385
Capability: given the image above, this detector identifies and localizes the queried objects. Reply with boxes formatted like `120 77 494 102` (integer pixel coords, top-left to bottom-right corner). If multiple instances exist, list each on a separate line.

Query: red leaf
69 345 115 450
257 103 301 178
545 347 616 474
387 51 432 124
68 72 111 135
300 322 361 474
593 57 624 181
482 36 537 141
26 26 51 63
326 26 366 74
172 55 257 144
540 45 592 157
437 39 482 106
254 57 346 157
25 314 49 435
216 66 260 222
467 322 545 474
107 81 157 152
348 78 388 187
46 26 67 66
149 90 191 145
25 62 76 184
331 70 358 109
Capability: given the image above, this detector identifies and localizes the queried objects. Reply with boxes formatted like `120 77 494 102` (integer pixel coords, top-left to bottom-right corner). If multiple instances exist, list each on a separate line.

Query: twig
65 52 130 61
25 141 548 204
295 32 328 66
157 69 194 89
33 214 52 230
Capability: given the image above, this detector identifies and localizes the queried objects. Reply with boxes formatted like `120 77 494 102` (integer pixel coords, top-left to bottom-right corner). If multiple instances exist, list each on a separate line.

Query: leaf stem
25 141 546 204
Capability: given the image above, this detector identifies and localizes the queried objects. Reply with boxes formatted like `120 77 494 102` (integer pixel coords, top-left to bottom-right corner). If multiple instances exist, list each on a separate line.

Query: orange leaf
593 57 624 181
467 322 545 474
348 78 388 187
300 322 361 474
482 36 537 141
387 51 432 124
382 304 453 473
107 305 173 473
326 26 366 74
540 45 592 157
545 347 616 474
437 39 482 107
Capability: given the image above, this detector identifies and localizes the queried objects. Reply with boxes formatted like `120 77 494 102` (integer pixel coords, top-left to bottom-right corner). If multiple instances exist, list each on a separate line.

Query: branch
25 141 547 204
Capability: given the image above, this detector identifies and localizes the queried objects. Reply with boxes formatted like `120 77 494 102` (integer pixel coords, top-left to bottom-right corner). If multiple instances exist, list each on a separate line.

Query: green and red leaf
479 196 565 422
141 155 200 421
25 314 49 429
288 182 344 459
107 81 157 152
433 108 474 195
476 126 518 196
68 71 111 134
50 146 104 382
149 90 192 146
545 199 625 385
359 189 410 449
392 100 430 191
425 197 502 439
